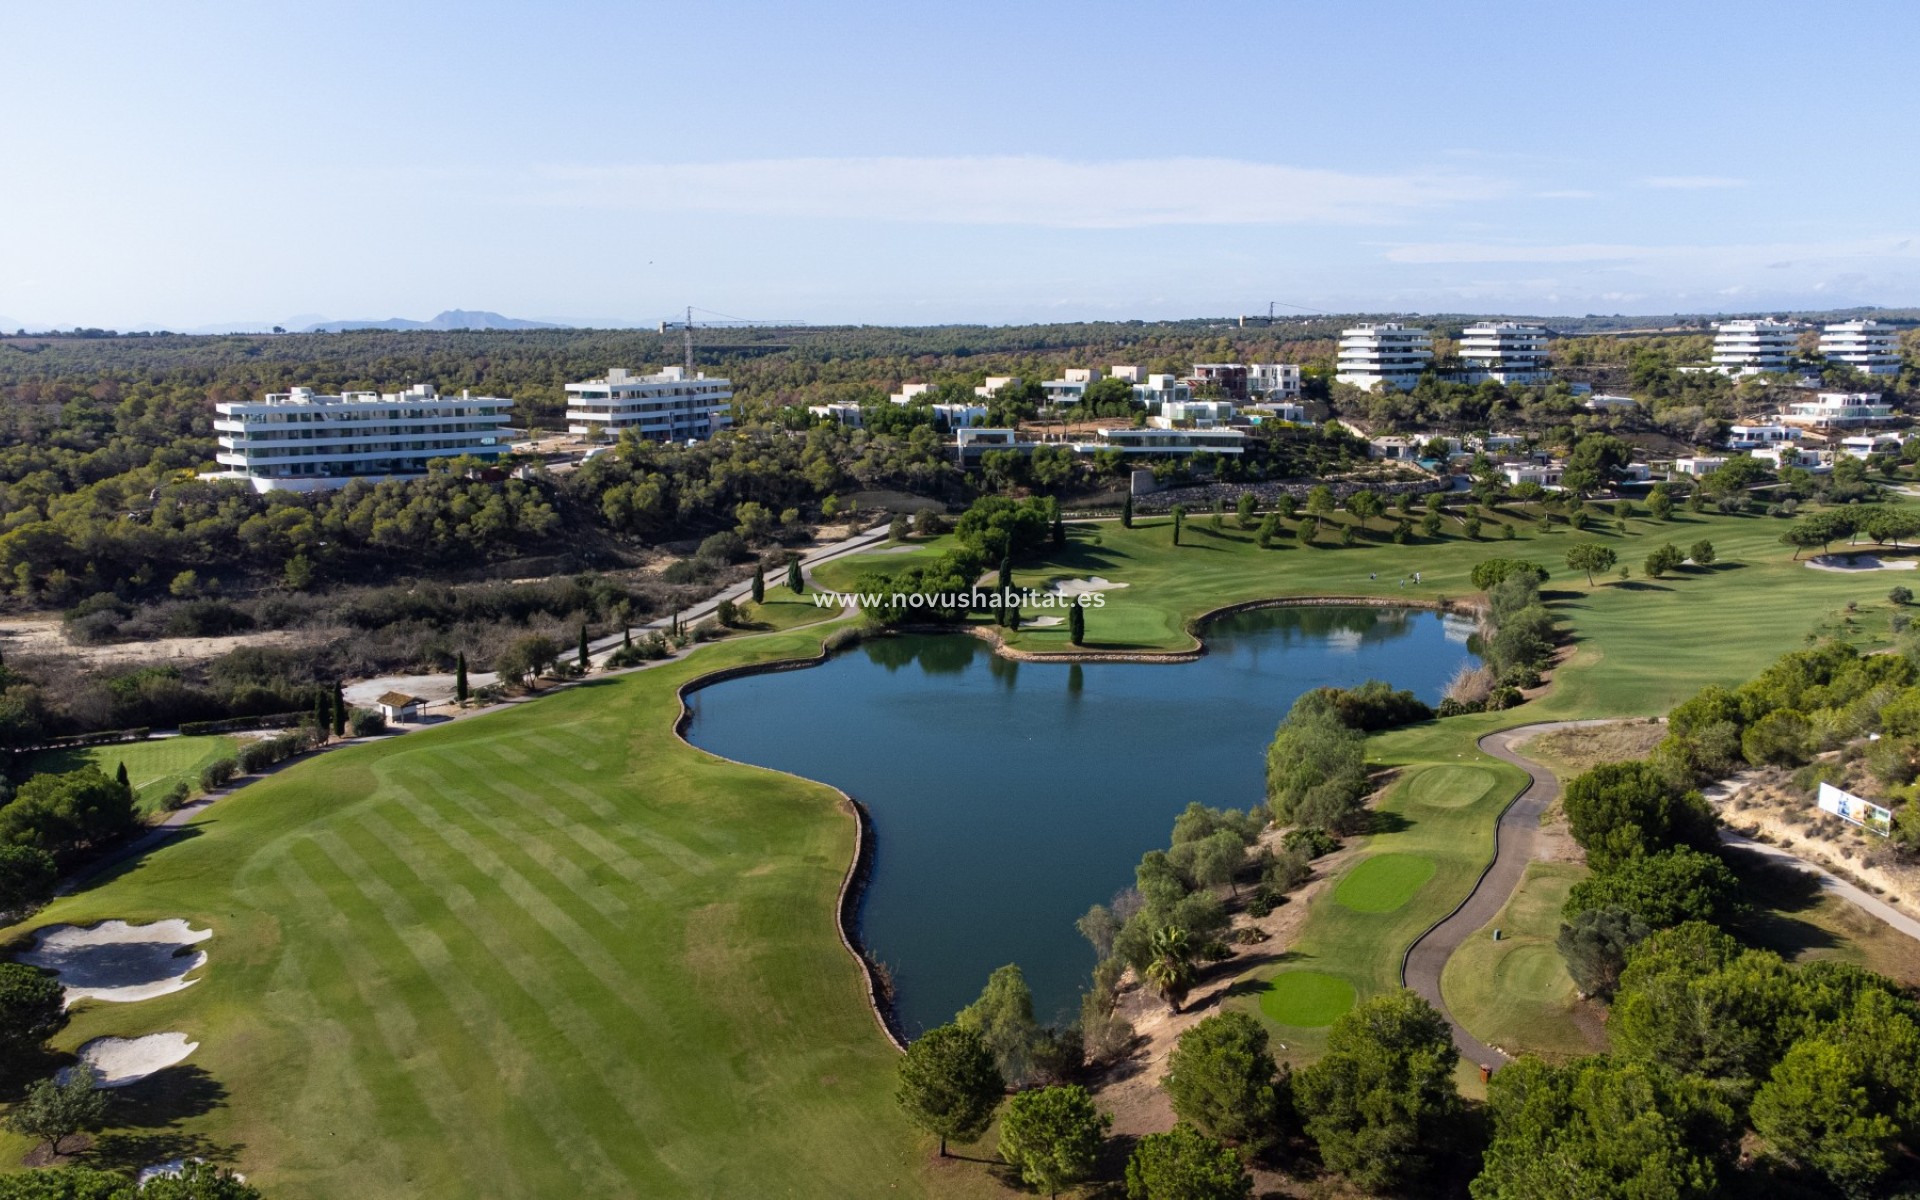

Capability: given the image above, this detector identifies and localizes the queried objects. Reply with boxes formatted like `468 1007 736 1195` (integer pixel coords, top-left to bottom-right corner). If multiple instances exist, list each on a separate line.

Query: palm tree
1143 925 1197 1014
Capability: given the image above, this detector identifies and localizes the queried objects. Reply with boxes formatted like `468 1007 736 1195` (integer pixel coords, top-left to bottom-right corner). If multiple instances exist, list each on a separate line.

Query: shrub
160 781 192 811
348 708 387 738
697 531 749 563
1282 827 1341 858
200 758 239 790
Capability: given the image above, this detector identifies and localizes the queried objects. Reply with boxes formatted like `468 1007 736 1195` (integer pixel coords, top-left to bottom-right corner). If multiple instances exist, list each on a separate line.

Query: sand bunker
1026 615 1064 627
1047 577 1130 597
1807 553 1919 572
17 919 211 1005
60 1033 198 1088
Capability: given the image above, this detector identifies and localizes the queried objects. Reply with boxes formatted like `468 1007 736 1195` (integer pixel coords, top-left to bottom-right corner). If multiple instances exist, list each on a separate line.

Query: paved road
1400 719 1616 1069
1719 829 1920 942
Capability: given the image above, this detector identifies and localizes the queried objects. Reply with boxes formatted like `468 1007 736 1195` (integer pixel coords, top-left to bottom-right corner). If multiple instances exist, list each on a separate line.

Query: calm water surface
684 606 1477 1034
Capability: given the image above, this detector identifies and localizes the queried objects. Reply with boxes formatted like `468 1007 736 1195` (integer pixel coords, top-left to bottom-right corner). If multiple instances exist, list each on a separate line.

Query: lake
683 605 1479 1035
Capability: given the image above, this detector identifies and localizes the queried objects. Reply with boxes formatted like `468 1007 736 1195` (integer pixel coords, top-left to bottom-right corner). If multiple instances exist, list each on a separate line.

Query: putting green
1334 853 1437 913
1260 970 1357 1027
1406 764 1499 809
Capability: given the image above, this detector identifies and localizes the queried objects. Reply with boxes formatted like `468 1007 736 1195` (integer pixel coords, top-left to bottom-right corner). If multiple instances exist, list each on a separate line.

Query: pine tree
751 562 766 604
1122 493 1133 529
578 624 590 671
1068 601 1085 646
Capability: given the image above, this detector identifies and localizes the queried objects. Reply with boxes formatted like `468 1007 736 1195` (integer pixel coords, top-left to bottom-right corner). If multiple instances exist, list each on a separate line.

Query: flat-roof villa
1839 434 1902 459
209 384 515 493
1585 394 1638 411
1726 423 1798 450
1041 368 1103 406
954 426 1246 462
975 376 1021 400
1335 323 1434 391
565 367 732 441
1499 462 1564 488
1674 456 1729 477
1783 392 1895 427
1155 400 1236 428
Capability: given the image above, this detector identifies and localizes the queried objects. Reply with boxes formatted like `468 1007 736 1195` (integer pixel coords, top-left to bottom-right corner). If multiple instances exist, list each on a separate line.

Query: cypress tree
313 694 328 733
455 653 469 704
998 554 1012 591
115 761 131 801
1172 504 1185 546
751 562 766 604
578 624 590 671
332 682 347 737
1122 493 1133 529
1051 514 1066 550
1068 601 1085 646
787 558 804 594
622 626 631 649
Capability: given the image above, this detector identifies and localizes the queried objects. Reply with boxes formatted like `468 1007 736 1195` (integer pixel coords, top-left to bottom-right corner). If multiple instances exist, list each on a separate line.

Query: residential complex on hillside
565 367 733 441
1335 323 1434 391
208 384 515 492
1711 318 1800 376
1458 322 1551 384
1820 320 1903 376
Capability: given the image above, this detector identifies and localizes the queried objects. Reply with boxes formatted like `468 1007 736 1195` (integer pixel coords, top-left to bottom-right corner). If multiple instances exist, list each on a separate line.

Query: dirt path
1400 719 1616 1069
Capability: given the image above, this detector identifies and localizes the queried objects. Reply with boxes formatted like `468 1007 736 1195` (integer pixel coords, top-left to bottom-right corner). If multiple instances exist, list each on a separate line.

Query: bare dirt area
0 615 314 668
1514 718 1666 780
1714 766 1920 915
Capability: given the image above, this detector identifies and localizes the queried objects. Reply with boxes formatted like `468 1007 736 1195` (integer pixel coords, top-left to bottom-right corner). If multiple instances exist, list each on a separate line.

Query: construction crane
657 306 805 372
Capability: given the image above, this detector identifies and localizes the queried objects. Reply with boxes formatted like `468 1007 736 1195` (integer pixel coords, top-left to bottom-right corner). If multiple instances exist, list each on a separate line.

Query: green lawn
1334 853 1438 914
26 734 239 814
0 628 966 1199
739 584 842 631
1440 861 1597 1061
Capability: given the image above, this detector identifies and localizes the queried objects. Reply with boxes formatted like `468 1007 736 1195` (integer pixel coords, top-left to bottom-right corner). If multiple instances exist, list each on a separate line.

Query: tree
1561 434 1632 495
1266 701 1368 830
0 766 139 863
1145 926 1198 1013
1751 1036 1902 1195
896 1024 1004 1157
1294 990 1462 1193
3 1065 107 1158
1564 847 1742 930
1644 543 1684 578
1472 1055 1737 1200
332 680 347 738
1892 585 1914 607
1068 601 1085 646
1421 512 1444 539
957 964 1042 1086
1125 1124 1252 1200
1172 504 1185 547
1556 905 1650 999
1296 515 1320 546
1306 485 1335 516
1162 1012 1283 1149
1610 931 1798 1087
1647 488 1675 522
578 623 590 671
998 1085 1110 1198
1561 760 1715 871
1688 540 1716 567
787 557 805 594
455 651 469 704
0 962 67 1057
1564 542 1617 585
1122 493 1134 529
493 634 559 690
0 844 56 915
1236 493 1257 530
751 562 766 604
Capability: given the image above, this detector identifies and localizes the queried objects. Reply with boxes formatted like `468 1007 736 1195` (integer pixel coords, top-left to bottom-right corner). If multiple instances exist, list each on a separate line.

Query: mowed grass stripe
467 774 676 898
307 826 632 1196
495 771 715 884
353 809 678 1140
384 763 631 921
523 732 600 772
270 854 522 1196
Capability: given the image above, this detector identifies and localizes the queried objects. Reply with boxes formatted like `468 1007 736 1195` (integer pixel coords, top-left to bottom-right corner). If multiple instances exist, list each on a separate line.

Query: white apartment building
1248 363 1303 399
1459 323 1551 384
210 384 514 493
1041 368 1101 406
1784 392 1895 427
1336 323 1433 391
565 367 732 440
1819 320 1902 376
1133 373 1192 412
1712 319 1800 376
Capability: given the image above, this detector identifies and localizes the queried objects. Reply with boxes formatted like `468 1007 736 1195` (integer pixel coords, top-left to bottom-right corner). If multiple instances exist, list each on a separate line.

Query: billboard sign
1817 782 1892 837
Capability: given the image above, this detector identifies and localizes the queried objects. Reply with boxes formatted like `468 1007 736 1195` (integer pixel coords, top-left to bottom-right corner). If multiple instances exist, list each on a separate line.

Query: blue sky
4 0 1918 328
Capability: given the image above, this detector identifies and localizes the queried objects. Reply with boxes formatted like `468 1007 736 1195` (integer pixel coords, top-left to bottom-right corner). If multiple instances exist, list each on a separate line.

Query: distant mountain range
301 310 569 332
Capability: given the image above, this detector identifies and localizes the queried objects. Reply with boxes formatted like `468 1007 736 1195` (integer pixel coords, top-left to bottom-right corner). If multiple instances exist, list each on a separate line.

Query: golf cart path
1403 719 1920 1071
1399 719 1616 1069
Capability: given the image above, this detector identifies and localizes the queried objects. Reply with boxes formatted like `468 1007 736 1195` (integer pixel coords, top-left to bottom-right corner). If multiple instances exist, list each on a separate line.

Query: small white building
1041 368 1101 406
565 367 732 441
1726 423 1797 450
1246 401 1307 423
1247 363 1303 398
807 402 864 427
974 376 1021 400
1838 434 1902 459
1584 394 1638 411
1157 400 1237 427
210 384 515 492
1336 323 1433 391
1459 322 1552 384
1784 392 1895 427
376 691 425 723
1674 456 1729 477
889 382 933 406
1500 462 1564 488
932 403 989 428
1712 319 1800 376
1108 365 1144 383
1820 320 1902 376
1133 373 1192 412
1751 445 1807 470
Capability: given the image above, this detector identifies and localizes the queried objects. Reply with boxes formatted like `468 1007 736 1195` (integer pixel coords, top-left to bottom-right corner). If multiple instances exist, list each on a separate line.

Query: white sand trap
59 1033 198 1088
17 919 211 1005
1807 553 1919 572
1025 615 1064 627
1047 576 1130 597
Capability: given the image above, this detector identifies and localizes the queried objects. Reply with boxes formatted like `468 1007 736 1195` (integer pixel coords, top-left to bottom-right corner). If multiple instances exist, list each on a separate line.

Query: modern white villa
209 384 515 492
1711 319 1800 376
564 367 732 441
1783 392 1895 427
1247 363 1303 399
1335 323 1433 391
1459 322 1551 384
1819 320 1903 376
954 426 1246 461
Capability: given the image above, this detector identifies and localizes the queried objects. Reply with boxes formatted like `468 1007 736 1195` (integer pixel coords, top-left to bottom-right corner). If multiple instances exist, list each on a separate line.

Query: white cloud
1383 236 1920 266
519 156 1506 228
1641 175 1746 190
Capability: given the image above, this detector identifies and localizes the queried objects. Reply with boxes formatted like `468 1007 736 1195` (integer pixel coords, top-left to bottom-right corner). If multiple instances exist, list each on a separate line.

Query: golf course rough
1260 970 1357 1027
1334 853 1438 914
